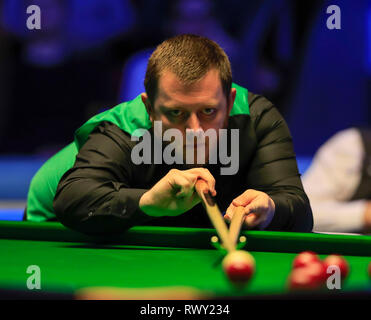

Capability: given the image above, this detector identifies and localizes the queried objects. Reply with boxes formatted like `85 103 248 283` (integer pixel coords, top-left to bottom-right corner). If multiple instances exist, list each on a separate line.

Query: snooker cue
195 179 235 252
228 205 246 247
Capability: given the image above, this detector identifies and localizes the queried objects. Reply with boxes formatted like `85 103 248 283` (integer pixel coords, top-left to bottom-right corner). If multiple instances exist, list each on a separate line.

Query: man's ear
141 93 153 121
227 88 237 115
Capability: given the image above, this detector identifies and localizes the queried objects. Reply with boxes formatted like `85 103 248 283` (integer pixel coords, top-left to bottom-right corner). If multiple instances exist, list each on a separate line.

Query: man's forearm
54 178 153 236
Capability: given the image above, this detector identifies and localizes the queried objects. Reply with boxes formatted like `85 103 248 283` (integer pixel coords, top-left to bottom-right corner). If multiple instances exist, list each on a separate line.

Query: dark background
0 0 370 157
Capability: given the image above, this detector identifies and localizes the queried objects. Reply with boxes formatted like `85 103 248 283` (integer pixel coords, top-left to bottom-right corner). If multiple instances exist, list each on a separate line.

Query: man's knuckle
185 181 193 188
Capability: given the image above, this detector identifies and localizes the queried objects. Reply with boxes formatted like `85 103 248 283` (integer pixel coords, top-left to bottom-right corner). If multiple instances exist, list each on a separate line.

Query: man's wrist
139 191 153 215
139 191 163 217
259 197 276 230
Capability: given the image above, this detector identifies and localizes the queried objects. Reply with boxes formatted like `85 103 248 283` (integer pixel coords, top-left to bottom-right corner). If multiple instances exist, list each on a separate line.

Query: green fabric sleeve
26 142 78 221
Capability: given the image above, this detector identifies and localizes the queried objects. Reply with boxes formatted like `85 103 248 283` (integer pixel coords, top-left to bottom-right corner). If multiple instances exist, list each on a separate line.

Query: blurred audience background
1 0 351 156
1 0 371 230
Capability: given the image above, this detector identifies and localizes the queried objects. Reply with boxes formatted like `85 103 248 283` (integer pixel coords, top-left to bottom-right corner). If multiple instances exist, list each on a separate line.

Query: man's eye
202 108 216 115
169 110 183 117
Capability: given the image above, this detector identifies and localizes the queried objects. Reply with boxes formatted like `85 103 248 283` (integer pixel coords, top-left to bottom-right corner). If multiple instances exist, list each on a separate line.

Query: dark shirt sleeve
53 122 153 236
247 95 313 232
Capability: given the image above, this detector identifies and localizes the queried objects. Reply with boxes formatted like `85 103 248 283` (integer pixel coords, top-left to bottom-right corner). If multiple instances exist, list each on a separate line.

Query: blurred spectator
302 128 371 234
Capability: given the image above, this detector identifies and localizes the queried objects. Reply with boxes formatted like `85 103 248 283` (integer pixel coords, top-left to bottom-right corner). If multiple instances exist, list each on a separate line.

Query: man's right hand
139 168 216 217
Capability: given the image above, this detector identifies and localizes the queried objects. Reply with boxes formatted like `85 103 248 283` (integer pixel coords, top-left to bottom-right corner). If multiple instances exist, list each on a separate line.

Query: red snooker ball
288 262 326 290
288 268 319 290
292 251 320 269
304 261 327 283
222 250 255 287
368 262 371 278
322 255 349 279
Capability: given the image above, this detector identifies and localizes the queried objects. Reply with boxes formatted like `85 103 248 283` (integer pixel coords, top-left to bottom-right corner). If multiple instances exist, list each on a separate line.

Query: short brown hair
144 34 232 105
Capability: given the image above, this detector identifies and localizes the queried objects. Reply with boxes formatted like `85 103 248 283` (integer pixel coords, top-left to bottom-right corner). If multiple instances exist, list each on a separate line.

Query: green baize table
1 221 371 299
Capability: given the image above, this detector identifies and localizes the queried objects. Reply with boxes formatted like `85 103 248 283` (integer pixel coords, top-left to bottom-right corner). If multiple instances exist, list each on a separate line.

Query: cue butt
229 206 246 247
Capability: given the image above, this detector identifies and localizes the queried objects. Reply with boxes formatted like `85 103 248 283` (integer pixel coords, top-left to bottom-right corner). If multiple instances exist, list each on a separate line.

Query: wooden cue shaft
195 180 235 252
228 206 246 246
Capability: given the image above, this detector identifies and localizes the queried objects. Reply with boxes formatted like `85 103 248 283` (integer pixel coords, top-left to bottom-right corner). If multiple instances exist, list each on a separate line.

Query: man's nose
186 113 201 131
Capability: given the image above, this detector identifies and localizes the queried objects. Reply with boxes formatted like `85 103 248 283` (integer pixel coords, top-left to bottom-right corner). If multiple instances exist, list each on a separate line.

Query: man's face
141 68 236 165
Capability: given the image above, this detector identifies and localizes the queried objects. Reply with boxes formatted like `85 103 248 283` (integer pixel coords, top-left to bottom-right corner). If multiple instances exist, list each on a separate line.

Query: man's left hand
224 189 275 230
